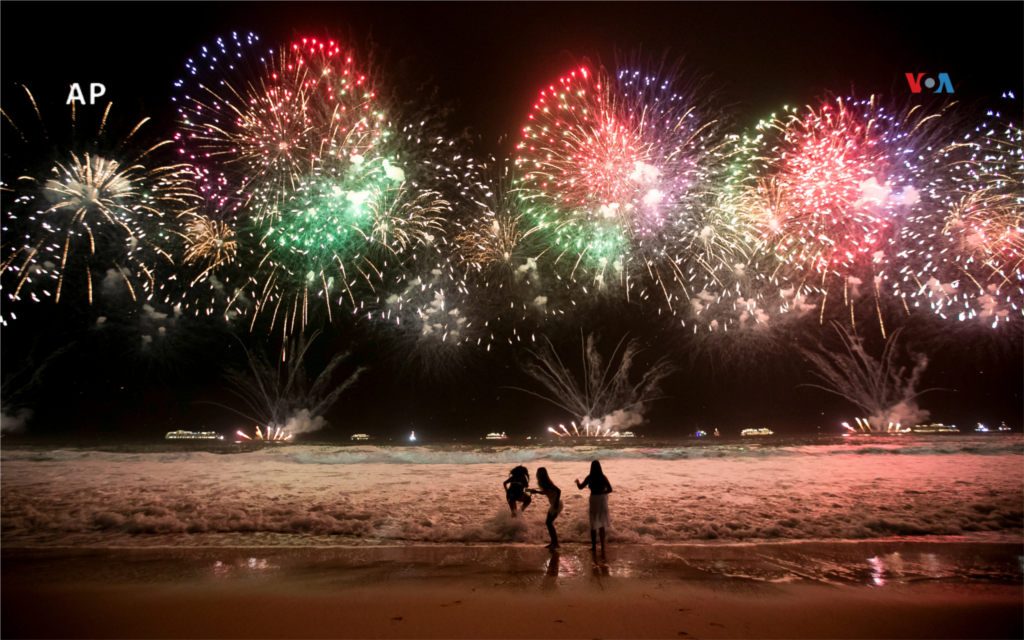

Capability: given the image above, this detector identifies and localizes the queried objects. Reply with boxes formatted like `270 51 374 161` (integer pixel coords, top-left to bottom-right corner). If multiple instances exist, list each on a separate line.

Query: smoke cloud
0 408 32 433
869 401 929 431
586 408 644 434
282 409 327 435
101 267 130 295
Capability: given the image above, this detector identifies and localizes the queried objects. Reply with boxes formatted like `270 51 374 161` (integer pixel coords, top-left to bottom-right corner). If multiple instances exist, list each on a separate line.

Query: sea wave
284 437 1022 465
2 434 1020 547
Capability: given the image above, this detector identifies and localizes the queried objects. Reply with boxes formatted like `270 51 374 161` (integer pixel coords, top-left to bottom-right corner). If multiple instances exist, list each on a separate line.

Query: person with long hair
576 460 613 555
503 465 532 517
530 467 563 549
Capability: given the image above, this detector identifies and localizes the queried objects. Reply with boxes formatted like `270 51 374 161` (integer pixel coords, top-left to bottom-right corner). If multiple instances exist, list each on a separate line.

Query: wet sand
3 541 1022 639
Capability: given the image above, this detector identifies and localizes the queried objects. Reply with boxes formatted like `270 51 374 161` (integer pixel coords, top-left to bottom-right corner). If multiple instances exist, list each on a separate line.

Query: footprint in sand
391 617 402 621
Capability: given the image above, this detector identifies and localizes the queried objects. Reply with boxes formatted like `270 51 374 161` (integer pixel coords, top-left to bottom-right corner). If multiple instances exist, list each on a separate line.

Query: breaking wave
284 436 1022 465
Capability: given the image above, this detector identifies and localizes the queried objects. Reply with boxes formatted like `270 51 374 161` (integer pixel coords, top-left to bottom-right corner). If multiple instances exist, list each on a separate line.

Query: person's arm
576 476 589 490
605 478 613 494
554 487 561 503
503 478 511 489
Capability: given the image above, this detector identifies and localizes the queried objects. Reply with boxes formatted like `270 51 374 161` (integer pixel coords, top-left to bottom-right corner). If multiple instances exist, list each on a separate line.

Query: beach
2 435 1022 638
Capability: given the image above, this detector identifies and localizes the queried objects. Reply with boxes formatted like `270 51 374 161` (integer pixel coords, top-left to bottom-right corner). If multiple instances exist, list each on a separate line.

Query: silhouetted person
529 467 562 549
503 465 531 517
576 460 613 556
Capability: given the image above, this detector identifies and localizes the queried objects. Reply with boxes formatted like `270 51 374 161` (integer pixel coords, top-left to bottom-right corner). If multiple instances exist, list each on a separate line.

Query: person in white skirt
576 460 613 556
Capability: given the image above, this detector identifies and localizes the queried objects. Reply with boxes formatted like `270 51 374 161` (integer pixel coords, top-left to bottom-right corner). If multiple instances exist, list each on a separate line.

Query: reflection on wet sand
213 558 281 578
546 552 559 577
4 540 1021 593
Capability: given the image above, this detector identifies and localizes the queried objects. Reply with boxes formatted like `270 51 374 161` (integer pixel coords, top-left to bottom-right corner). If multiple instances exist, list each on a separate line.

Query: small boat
166 430 223 440
741 428 774 437
350 433 370 441
911 423 959 433
485 432 507 440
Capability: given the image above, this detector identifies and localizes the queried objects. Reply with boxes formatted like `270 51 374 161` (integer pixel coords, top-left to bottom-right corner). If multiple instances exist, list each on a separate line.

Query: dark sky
2 3 1022 439
6 3 1022 149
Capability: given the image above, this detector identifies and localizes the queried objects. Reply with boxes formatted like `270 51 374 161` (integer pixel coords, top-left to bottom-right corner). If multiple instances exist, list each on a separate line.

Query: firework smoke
516 333 675 435
801 324 938 431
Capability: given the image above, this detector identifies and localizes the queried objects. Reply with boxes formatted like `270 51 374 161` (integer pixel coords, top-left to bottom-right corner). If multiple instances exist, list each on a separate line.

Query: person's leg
590 528 597 552
508 499 517 517
522 494 532 512
545 513 559 548
598 527 606 556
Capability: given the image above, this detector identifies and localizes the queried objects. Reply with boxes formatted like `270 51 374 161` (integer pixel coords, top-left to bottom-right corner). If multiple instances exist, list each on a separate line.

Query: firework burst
515 58 732 308
455 178 546 282
729 94 957 335
235 178 447 338
802 324 939 431
2 89 195 319
750 97 947 272
897 99 1023 325
445 162 560 351
174 33 388 222
180 213 237 274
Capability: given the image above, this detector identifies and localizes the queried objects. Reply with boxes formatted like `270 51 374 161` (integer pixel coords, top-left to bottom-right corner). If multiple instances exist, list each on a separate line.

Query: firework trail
206 330 363 430
801 324 938 431
515 333 675 436
2 88 195 322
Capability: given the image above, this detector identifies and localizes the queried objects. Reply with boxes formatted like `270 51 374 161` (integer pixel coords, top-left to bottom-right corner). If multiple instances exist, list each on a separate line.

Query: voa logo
905 73 953 94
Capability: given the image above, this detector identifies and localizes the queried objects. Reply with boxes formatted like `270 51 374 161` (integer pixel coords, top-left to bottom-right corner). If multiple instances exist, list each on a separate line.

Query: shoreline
2 530 1022 549
5 539 1022 584
3 540 1021 639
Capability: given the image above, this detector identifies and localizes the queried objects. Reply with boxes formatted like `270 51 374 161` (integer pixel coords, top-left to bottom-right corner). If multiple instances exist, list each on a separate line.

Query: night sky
2 3 1022 440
